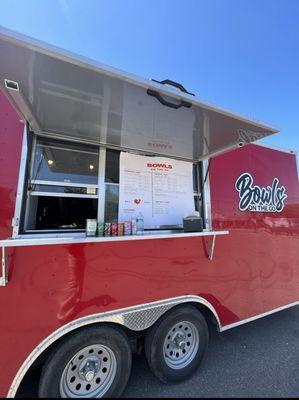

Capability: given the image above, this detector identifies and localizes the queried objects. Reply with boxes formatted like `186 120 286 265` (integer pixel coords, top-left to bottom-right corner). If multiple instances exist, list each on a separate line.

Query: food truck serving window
22 136 202 234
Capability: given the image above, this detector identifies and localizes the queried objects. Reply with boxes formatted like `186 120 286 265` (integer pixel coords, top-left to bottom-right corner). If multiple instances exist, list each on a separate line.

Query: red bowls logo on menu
134 199 141 205
147 163 173 170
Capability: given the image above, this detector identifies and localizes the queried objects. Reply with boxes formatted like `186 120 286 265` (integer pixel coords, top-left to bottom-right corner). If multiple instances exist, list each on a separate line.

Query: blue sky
0 0 298 152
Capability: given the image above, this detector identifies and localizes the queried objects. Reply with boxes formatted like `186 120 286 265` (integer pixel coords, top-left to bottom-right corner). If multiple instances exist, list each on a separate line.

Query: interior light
48 159 54 165
89 164 94 170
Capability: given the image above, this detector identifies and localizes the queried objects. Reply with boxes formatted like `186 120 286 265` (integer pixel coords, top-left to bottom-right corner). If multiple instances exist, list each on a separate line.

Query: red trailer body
0 27 298 398
0 90 298 397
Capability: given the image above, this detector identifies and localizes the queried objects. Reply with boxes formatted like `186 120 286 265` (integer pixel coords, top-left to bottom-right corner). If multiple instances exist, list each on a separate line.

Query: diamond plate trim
122 304 174 331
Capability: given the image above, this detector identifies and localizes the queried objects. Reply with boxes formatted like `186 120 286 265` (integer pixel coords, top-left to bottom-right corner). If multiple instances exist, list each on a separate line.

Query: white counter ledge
0 230 229 248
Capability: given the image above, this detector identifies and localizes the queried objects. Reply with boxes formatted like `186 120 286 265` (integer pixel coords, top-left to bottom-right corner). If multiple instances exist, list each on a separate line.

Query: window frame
29 135 100 190
15 131 210 237
22 135 101 233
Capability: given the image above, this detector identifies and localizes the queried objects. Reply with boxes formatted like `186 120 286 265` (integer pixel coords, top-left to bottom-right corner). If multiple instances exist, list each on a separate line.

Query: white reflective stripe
221 300 299 332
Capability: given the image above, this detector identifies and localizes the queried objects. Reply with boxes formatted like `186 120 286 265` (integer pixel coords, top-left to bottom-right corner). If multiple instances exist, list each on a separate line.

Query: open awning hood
0 26 278 161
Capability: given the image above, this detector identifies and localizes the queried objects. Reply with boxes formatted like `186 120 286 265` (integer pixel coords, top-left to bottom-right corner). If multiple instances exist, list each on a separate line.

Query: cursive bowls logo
235 173 287 212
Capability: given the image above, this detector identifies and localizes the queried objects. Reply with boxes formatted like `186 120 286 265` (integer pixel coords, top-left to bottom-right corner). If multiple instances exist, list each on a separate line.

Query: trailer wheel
145 305 209 383
38 325 131 398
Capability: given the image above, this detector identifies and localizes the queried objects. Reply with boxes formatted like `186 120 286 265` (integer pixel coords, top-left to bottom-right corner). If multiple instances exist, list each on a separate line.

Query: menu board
118 152 195 227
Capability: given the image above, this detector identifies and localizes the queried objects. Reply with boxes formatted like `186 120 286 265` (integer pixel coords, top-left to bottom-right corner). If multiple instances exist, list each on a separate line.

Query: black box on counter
183 216 203 232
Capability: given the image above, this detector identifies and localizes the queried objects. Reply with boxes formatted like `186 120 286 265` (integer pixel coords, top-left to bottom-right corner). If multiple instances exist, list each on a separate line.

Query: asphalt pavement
18 305 299 398
123 306 299 398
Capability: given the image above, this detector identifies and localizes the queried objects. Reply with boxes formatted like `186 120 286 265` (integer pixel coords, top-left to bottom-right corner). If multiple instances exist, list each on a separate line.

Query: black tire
145 305 209 384
38 324 132 398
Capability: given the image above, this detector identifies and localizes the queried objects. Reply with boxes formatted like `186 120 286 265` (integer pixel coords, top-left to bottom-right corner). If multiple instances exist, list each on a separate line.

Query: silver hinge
12 218 20 238
12 217 19 227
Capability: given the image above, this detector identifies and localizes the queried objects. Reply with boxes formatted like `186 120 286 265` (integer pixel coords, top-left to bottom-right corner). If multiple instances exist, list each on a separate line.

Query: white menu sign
118 152 195 227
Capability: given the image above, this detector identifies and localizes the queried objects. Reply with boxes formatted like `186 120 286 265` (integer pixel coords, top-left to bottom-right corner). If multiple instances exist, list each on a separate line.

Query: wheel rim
59 344 117 398
163 321 199 370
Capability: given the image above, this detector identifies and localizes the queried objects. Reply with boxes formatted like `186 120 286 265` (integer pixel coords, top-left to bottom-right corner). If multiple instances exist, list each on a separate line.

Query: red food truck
0 27 298 398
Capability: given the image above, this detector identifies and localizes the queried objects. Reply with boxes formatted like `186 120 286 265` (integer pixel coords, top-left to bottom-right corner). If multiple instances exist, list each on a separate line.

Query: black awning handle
147 89 192 110
151 79 195 96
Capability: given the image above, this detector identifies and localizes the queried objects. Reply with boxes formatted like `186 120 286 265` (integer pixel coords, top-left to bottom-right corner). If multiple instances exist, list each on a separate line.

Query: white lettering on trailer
235 172 287 212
